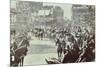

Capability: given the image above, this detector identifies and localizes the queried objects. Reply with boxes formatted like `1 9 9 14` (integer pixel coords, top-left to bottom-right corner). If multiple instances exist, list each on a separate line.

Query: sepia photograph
10 0 95 66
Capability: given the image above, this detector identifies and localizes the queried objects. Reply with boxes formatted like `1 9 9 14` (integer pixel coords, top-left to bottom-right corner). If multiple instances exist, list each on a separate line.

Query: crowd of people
23 26 95 63
10 26 95 65
44 27 95 63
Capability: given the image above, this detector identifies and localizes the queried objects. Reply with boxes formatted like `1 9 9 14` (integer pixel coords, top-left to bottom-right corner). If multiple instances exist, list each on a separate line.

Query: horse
37 30 44 40
12 46 28 66
11 37 30 66
61 40 66 54
56 38 63 62
39 31 44 40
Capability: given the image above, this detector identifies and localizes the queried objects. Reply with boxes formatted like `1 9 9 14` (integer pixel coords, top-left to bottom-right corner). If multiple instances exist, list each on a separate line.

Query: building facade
71 5 90 33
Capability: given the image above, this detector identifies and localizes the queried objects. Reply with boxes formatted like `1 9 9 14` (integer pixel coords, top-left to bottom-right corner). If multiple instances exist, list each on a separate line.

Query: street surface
24 36 58 65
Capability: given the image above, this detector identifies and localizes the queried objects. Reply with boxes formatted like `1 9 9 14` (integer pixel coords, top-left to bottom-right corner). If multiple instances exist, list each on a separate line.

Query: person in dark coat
62 40 66 54
62 46 72 63
56 38 63 62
